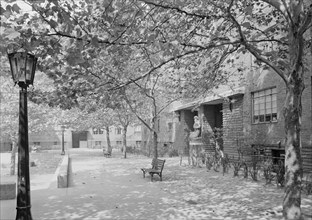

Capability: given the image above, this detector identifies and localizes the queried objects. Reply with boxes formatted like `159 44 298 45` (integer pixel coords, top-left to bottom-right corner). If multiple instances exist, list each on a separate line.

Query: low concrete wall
0 179 16 200
57 155 69 188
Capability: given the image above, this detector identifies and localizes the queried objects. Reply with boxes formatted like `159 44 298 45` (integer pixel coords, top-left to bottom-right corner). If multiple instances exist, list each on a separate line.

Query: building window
116 128 122 135
53 142 58 145
33 142 40 146
168 122 173 131
252 87 277 124
93 128 99 135
134 126 141 132
95 141 101 146
93 128 104 135
116 141 122 145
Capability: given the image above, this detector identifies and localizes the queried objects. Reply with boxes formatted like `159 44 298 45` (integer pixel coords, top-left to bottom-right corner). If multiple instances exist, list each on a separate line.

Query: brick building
171 57 312 172
0 124 145 152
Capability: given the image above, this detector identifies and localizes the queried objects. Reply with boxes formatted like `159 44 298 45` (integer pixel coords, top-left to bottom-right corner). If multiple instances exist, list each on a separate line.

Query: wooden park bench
103 150 111 158
141 158 166 181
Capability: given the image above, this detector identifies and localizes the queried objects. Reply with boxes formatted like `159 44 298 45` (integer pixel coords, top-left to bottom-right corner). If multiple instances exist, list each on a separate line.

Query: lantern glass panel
26 55 32 81
25 54 37 84
8 52 26 83
17 53 27 83
9 55 18 82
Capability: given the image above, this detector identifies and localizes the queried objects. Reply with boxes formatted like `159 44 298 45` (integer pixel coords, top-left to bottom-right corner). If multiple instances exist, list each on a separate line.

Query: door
72 131 88 148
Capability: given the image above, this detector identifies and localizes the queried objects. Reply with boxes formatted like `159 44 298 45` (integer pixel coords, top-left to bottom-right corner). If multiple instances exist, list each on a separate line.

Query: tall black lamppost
61 125 65 155
8 50 37 220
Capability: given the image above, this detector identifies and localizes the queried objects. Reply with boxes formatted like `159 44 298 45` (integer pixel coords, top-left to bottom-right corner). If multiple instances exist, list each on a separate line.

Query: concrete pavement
1 149 311 220
0 149 172 220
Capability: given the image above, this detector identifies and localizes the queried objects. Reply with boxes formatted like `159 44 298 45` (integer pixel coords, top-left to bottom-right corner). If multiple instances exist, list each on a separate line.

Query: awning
170 87 245 112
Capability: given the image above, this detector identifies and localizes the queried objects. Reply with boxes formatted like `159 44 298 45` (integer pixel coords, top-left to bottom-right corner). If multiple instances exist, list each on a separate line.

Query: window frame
116 127 122 135
134 126 141 133
251 87 278 124
93 128 104 135
98 129 104 135
93 128 99 135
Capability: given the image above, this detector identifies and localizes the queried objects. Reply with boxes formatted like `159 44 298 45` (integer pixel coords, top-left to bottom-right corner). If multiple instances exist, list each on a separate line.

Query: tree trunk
10 140 17 176
122 125 127 159
143 133 152 157
283 79 304 220
105 126 112 154
153 130 158 159
282 4 308 217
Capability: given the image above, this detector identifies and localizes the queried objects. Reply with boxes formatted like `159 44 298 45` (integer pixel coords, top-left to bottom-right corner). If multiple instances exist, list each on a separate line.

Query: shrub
275 160 285 187
243 162 248 179
205 153 214 170
168 148 179 157
263 158 274 185
232 157 242 177
303 173 312 195
221 153 231 175
249 163 261 181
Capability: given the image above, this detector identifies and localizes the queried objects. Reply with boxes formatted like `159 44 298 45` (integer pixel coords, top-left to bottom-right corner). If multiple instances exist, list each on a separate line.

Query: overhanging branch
227 3 288 83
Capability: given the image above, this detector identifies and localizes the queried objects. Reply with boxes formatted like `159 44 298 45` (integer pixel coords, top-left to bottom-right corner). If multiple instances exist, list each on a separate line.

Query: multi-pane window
93 128 104 135
93 128 99 135
134 126 141 132
116 128 122 134
168 122 173 131
252 88 277 123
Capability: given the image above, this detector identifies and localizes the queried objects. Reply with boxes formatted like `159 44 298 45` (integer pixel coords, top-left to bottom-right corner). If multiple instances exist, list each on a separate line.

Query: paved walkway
1 149 173 220
1 149 311 220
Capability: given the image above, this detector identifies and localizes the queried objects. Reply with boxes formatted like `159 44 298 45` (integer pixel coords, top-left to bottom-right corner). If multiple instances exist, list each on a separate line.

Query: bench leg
141 169 146 178
150 173 154 182
160 173 162 181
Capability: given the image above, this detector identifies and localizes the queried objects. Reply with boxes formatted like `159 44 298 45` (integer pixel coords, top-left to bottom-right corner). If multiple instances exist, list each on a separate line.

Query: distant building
170 55 312 172
0 124 144 152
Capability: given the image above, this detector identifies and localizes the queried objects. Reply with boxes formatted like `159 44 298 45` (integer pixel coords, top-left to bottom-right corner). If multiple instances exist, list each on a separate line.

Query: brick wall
243 68 312 172
223 95 244 158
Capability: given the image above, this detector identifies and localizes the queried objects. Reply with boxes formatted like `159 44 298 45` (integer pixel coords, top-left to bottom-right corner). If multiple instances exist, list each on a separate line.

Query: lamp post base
61 151 65 155
16 206 32 220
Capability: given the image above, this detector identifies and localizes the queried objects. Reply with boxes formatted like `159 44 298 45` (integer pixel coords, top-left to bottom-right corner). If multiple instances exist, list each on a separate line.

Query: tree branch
139 0 217 20
123 93 155 132
108 47 207 90
227 2 288 83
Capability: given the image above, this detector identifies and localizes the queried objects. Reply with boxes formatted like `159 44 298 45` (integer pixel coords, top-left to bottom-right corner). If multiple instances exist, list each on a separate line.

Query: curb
56 155 69 188
0 180 16 200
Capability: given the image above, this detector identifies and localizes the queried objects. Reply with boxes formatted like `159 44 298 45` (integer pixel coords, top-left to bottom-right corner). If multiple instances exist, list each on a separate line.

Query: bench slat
141 159 165 181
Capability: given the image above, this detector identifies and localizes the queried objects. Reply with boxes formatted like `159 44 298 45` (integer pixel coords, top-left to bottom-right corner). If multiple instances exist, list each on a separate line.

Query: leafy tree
0 68 64 175
1 0 311 218
123 69 180 159
113 101 137 158
122 2 310 219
